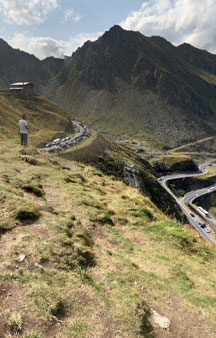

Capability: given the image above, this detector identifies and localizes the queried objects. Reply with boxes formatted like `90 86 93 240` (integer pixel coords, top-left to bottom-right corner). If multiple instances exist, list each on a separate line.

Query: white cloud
64 8 81 23
0 0 58 25
121 0 216 53
7 32 102 60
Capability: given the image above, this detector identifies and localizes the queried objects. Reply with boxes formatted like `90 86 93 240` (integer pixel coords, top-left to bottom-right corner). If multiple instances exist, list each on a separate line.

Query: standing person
19 114 29 146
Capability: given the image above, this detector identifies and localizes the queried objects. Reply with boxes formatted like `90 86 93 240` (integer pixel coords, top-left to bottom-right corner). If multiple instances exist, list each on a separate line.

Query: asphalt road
40 119 91 153
158 164 216 245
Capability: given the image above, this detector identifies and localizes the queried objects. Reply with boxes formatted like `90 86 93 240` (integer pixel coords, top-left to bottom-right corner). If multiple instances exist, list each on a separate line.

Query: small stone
35 262 43 269
18 254 26 262
151 309 170 329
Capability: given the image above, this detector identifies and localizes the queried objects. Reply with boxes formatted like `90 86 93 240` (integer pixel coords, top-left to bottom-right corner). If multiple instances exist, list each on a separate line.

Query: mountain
45 25 216 149
1 27 216 149
0 39 64 93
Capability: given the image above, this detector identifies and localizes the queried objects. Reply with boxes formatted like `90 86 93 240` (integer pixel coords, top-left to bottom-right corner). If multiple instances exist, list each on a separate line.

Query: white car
52 138 60 145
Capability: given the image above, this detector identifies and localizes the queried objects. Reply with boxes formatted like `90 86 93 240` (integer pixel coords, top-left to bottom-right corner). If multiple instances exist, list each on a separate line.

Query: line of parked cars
41 122 91 153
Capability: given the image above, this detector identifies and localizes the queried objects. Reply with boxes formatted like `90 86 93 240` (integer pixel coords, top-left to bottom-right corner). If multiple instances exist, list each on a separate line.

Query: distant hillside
45 25 216 149
0 39 64 93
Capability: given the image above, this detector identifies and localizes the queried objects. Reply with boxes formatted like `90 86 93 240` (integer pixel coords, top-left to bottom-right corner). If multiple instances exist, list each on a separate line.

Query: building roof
10 82 33 86
10 87 24 90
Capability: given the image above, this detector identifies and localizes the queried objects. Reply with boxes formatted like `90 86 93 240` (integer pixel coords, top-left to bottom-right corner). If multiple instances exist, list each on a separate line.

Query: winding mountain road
158 164 216 245
40 118 91 153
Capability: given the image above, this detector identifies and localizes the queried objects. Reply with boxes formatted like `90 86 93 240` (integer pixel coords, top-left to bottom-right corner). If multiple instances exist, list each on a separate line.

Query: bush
8 312 23 333
27 282 67 316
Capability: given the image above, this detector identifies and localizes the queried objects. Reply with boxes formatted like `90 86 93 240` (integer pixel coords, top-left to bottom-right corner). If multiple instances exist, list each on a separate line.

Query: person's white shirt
19 119 28 134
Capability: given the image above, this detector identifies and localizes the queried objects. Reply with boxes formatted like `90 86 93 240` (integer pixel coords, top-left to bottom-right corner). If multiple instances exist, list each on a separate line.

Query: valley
1 24 216 338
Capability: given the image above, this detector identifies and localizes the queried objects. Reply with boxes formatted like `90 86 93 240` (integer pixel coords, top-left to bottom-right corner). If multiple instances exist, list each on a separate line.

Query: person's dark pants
20 133 28 146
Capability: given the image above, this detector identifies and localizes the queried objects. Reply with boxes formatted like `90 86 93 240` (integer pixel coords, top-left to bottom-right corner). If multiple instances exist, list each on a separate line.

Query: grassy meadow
0 141 216 337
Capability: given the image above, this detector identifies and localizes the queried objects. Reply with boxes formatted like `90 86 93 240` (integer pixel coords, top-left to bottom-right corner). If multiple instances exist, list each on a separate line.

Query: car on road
45 143 51 148
60 144 68 149
68 140 75 146
206 227 211 233
62 137 70 142
200 223 206 228
52 138 60 145
190 213 195 217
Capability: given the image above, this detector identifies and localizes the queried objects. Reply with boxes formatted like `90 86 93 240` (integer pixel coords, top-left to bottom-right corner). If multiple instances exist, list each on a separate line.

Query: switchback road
158 164 216 245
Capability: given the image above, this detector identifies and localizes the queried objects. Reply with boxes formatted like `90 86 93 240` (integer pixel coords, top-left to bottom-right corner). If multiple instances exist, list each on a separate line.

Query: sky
0 0 215 60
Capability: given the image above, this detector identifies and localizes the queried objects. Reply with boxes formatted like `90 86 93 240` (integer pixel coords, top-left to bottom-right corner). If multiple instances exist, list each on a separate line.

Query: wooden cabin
10 82 34 94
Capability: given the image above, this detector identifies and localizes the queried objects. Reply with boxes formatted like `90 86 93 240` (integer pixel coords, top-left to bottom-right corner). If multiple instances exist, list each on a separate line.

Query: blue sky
0 0 215 60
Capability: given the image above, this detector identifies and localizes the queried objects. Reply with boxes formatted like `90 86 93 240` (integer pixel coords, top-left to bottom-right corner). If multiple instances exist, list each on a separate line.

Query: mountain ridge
1 26 216 148
43 25 216 148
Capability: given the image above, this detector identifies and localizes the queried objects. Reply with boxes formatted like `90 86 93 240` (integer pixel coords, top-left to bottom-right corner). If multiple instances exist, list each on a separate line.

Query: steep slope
0 91 73 146
0 89 182 220
0 39 64 93
1 141 216 338
178 43 216 77
46 25 216 148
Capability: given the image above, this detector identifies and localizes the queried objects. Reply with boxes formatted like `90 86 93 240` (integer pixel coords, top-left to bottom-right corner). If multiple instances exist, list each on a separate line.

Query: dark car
190 213 195 217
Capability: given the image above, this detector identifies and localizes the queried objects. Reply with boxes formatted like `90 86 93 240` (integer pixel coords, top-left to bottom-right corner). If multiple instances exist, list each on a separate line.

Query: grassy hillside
172 136 216 154
150 153 198 173
0 92 73 146
1 142 216 337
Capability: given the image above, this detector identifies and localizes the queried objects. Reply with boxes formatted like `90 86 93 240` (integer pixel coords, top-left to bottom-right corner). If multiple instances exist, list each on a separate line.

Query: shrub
8 312 23 333
27 282 67 316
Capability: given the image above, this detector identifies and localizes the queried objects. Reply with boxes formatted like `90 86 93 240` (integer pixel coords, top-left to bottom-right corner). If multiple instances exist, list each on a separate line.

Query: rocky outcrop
153 159 198 174
95 151 184 221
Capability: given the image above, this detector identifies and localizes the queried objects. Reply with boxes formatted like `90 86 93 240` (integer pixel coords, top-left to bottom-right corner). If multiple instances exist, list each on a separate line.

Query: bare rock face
151 309 170 329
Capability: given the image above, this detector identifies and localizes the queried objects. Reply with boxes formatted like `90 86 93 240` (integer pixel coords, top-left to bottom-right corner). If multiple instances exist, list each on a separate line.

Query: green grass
1 140 216 337
64 320 90 338
8 311 23 333
25 332 43 338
